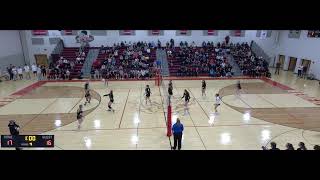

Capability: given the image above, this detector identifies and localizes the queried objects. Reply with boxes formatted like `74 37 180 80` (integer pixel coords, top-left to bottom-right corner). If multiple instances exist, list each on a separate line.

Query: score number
25 135 36 142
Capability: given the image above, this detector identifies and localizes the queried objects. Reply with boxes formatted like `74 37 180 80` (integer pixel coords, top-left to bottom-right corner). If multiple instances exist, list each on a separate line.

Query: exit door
288 57 297 71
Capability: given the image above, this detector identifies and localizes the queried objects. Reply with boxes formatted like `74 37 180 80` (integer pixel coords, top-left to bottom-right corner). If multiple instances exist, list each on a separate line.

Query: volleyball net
156 68 172 137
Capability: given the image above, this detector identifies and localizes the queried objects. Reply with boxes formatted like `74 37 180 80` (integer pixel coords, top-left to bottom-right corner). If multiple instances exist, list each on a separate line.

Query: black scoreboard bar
1 135 54 148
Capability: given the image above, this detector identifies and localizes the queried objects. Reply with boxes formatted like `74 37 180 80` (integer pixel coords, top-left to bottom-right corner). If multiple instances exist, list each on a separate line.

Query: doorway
34 54 49 68
301 59 311 72
288 57 297 71
278 55 285 68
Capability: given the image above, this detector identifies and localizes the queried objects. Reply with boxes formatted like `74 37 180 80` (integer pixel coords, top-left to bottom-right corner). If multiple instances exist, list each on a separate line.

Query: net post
155 68 161 86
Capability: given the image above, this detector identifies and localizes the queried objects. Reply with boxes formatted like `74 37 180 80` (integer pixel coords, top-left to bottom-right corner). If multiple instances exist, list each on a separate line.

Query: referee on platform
171 118 184 150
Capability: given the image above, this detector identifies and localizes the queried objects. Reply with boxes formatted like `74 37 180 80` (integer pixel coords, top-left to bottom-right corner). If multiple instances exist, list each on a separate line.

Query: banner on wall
207 30 215 35
260 30 267 39
122 30 133 35
234 30 242 36
180 30 188 35
32 30 48 36
151 30 160 35
64 30 73 35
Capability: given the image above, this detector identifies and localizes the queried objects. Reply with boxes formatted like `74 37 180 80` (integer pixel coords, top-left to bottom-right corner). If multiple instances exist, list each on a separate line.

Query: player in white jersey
214 93 222 113
24 64 31 80
31 63 37 78
17 67 23 80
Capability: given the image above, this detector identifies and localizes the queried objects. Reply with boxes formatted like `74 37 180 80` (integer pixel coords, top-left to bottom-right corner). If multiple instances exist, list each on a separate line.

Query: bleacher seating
51 47 89 79
91 45 157 79
167 45 232 77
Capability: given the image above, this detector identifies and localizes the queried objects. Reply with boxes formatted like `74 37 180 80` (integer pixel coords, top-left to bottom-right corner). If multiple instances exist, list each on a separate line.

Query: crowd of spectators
167 41 233 77
262 141 320 150
230 42 271 78
91 41 158 80
1 63 47 81
48 51 86 80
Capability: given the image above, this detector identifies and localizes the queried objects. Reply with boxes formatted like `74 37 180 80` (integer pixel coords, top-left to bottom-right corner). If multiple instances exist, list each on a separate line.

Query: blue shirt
172 123 184 134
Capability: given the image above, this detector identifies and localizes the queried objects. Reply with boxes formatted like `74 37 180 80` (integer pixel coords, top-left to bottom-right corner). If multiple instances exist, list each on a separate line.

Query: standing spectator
12 66 17 81
7 66 13 80
17 66 23 80
297 142 307 150
171 118 184 150
41 65 47 79
8 120 21 150
24 64 31 80
275 61 281 75
37 65 42 80
170 38 174 48
297 64 303 77
31 63 37 78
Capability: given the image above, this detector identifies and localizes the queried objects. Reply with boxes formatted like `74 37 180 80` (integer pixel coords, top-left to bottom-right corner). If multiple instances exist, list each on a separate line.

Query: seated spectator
94 69 100 79
285 143 295 150
262 142 280 150
191 41 196 47
297 142 307 150
66 69 70 80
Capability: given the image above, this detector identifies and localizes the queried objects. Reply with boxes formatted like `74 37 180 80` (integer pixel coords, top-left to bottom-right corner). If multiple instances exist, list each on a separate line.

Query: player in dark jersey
84 81 89 91
236 80 241 96
168 80 173 90
104 90 115 112
77 105 83 129
145 85 151 104
84 89 91 106
202 80 206 96
181 89 190 115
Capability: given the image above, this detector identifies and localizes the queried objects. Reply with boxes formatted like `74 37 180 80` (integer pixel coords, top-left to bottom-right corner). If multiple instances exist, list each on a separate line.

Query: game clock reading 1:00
0 135 54 148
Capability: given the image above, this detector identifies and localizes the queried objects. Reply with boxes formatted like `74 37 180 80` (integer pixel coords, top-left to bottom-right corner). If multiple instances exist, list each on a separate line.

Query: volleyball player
77 105 84 129
145 85 152 104
181 89 190 115
84 89 91 106
84 81 89 92
168 80 173 91
104 90 115 112
236 80 242 96
202 80 206 96
214 93 222 113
